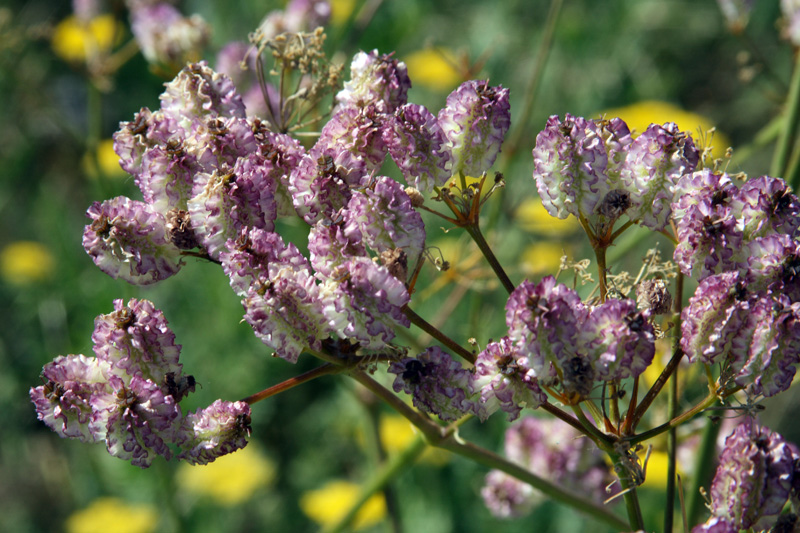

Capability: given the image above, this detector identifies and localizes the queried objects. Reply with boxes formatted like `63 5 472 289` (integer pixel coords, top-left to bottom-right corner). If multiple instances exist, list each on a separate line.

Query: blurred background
1 0 798 531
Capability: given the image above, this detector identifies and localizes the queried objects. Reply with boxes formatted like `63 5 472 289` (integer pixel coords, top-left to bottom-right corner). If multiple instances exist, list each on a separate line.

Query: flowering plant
25 0 800 531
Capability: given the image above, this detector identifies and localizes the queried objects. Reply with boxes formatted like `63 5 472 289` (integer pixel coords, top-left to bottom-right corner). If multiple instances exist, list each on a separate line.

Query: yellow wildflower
640 449 682 491
175 445 275 506
330 0 357 26
0 241 55 285
379 414 450 465
599 100 730 159
404 47 461 92
65 497 158 533
520 241 568 277
515 197 580 236
299 480 386 530
51 14 122 63
84 139 126 179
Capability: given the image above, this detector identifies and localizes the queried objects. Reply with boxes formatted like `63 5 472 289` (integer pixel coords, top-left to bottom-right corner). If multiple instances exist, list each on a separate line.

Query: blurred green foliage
2 1 799 532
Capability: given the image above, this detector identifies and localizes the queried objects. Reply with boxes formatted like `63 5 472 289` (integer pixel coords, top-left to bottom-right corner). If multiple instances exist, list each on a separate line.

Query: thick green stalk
352 373 629 530
438 439 630 531
772 50 800 182
664 360 679 532
686 419 722 526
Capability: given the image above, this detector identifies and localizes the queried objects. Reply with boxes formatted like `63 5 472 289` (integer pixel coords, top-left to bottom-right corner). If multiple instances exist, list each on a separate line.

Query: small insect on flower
164 372 197 401
401 359 426 385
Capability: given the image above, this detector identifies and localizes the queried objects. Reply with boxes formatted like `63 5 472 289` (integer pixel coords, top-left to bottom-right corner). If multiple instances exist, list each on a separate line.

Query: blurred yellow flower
379 414 450 465
515 198 580 236
51 14 122 63
330 0 357 26
641 339 670 389
520 241 567 277
84 139 126 179
640 449 681 491
175 445 275 506
404 47 461 92
299 480 386 530
599 100 730 159
65 497 158 533
0 241 55 285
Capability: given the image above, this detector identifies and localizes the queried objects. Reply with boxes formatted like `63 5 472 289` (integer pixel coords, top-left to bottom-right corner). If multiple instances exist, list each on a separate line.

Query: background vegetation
2 1 798 531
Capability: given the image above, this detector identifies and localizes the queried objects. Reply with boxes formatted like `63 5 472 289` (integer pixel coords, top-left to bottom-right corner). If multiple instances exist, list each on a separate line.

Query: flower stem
464 223 515 295
240 363 341 404
630 342 683 432
664 354 679 532
540 402 610 446
773 49 800 183
626 392 719 445
352 373 629 530
402 305 476 364
686 417 721 526
439 438 630 531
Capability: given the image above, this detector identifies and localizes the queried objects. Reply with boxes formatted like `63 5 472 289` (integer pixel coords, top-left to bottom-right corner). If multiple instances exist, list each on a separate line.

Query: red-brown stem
621 375 639 435
240 363 341 404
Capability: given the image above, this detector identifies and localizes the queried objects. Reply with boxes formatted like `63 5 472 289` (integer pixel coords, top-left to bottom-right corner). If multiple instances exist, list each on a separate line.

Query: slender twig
540 402 611 447
570 405 614 451
621 376 639 436
630 345 683 432
402 305 476 364
464 224 515 294
352 372 440 439
625 392 720 445
240 363 341 404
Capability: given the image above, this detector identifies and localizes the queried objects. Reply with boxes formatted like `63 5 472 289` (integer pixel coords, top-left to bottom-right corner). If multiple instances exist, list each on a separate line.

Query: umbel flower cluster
29 17 800 532
30 298 250 467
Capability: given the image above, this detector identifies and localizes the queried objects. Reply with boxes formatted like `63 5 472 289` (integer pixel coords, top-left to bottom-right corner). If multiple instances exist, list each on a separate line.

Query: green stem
665 272 685 532
352 372 442 441
626 392 719 446
593 244 608 302
665 355 679 532
402 305 476 364
570 405 614 450
540 402 608 446
687 418 722 526
464 223 515 294
442 439 630 531
323 434 426 533
353 373 628 530
772 50 800 181
610 457 645 531
630 345 683 432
